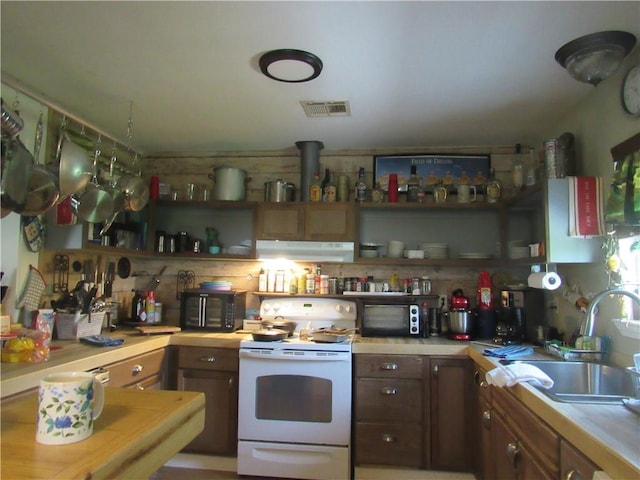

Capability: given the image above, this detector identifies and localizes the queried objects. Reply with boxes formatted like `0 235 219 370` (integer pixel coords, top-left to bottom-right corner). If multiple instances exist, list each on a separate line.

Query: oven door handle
239 350 351 361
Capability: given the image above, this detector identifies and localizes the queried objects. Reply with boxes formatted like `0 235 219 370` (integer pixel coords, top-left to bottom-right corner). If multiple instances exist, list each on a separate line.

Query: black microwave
361 302 421 337
179 289 246 332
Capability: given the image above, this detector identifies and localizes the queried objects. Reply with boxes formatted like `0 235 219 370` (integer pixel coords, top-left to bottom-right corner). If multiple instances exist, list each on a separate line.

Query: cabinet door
429 357 474 471
355 421 423 468
304 203 355 241
493 411 554 480
177 368 238 455
255 204 304 240
473 365 493 480
560 439 599 480
355 378 422 421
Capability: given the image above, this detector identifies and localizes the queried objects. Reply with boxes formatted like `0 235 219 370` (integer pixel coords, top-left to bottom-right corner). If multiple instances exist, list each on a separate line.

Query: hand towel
484 345 534 359
485 364 554 389
79 335 125 347
568 176 605 237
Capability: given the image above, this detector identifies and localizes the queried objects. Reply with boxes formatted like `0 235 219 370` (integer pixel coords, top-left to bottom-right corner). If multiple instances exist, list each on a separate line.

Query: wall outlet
438 294 448 310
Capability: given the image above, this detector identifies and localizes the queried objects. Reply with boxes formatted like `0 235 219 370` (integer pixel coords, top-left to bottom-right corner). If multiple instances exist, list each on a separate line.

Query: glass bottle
406 165 421 202
321 168 331 202
309 172 322 202
485 168 502 203
325 170 337 202
512 157 525 192
371 181 384 203
355 167 368 203
525 147 537 187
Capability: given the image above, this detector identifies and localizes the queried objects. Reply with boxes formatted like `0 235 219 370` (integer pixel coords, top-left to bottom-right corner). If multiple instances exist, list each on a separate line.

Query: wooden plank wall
37 144 533 329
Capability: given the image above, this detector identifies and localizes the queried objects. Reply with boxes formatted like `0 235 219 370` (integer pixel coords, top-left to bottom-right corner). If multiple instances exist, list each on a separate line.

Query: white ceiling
1 1 638 155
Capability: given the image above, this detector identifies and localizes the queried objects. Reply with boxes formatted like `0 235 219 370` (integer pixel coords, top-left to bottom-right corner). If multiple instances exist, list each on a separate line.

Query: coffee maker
494 288 544 345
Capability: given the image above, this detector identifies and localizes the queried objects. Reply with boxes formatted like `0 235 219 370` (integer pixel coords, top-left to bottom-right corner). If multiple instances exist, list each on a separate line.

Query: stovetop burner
244 297 357 352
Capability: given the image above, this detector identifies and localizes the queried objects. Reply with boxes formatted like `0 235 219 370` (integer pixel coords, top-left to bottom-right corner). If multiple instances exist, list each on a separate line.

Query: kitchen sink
503 360 640 404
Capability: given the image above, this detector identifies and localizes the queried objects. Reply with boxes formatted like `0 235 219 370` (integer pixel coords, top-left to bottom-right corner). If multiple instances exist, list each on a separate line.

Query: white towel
568 176 605 237
485 364 554 389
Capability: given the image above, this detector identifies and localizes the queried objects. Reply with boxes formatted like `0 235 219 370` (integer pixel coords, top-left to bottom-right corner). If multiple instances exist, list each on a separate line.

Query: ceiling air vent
300 101 351 117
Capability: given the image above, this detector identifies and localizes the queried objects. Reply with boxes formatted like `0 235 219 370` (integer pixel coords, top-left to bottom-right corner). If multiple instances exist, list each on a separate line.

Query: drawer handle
200 356 216 362
474 370 480 384
135 383 144 390
565 470 581 480
380 363 398 370
433 364 439 377
381 434 395 443
482 410 491 428
480 380 488 389
380 387 398 395
131 364 143 375
506 442 520 469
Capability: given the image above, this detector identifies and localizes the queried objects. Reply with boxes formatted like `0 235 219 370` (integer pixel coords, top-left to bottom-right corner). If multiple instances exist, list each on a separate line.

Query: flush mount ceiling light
259 49 323 83
555 31 636 86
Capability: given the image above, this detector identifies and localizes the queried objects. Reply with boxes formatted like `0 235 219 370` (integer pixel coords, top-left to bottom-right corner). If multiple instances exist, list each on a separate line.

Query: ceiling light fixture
555 30 636 86
259 49 323 83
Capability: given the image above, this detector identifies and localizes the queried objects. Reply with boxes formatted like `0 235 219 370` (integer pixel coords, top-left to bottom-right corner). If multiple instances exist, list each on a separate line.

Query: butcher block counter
1 388 205 480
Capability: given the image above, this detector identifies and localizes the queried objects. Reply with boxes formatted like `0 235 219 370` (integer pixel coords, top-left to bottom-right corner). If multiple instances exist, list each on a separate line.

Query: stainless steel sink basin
505 360 640 404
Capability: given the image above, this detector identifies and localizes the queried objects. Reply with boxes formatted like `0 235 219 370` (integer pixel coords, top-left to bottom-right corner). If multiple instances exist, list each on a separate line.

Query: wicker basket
55 311 105 340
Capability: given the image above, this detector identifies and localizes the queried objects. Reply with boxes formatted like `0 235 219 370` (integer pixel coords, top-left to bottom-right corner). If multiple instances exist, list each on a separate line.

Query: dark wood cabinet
560 439 600 480
256 203 355 242
354 354 425 468
473 365 493 480
473 360 565 480
176 346 239 456
492 409 554 480
429 356 474 472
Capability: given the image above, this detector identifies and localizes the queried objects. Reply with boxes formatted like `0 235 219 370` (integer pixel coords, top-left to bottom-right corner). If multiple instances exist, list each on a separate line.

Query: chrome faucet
580 287 640 337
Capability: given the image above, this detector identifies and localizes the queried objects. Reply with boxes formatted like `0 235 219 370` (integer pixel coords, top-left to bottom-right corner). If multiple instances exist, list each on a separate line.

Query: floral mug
36 371 104 445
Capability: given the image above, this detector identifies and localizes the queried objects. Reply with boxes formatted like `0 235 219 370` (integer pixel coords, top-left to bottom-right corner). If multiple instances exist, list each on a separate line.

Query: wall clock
621 64 640 116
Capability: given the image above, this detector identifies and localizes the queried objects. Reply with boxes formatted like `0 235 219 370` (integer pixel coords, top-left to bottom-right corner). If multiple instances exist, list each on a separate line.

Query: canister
543 138 566 179
155 230 166 253
337 175 349 202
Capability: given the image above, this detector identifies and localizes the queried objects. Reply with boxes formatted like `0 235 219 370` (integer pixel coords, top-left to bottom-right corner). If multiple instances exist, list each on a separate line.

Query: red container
388 173 399 202
150 176 160 201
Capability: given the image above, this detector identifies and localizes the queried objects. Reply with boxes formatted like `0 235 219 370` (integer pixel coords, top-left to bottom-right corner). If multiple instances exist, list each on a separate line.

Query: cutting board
135 325 181 335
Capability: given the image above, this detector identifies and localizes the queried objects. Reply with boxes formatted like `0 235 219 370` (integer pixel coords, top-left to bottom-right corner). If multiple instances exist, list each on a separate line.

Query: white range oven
237 298 357 480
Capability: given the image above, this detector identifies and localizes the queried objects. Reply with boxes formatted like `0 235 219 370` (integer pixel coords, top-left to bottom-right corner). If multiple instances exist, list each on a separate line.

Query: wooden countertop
469 346 640 480
2 331 638 479
1 388 205 480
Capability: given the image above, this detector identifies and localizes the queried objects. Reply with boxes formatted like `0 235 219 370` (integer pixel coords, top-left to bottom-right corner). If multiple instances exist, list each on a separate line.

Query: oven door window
256 375 331 423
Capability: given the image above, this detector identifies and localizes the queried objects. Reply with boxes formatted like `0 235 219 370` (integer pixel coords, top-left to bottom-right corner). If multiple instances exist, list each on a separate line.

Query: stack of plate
508 246 530 259
200 281 232 291
458 252 492 259
227 245 251 255
421 243 449 259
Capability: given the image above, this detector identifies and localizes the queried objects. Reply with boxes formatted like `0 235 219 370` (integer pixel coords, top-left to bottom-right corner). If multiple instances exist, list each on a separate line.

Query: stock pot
264 179 295 202
208 166 248 201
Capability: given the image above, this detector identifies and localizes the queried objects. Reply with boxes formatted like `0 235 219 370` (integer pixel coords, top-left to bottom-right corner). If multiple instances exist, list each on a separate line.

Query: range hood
256 240 354 263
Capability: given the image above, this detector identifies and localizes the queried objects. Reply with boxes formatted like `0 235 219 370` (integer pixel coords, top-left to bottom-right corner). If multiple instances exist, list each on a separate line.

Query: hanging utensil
144 266 167 291
72 136 114 223
53 254 69 293
1 98 24 139
55 119 92 198
1 136 34 212
17 111 60 216
100 143 126 236
116 153 149 212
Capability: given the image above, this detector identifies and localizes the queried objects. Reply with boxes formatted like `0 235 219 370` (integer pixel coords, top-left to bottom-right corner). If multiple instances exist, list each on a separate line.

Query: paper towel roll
527 272 562 290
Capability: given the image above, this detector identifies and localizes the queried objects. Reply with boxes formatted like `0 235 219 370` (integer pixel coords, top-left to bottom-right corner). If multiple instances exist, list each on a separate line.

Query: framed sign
374 153 491 192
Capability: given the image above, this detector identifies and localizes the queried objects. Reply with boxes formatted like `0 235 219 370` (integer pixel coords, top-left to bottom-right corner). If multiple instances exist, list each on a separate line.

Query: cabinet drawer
492 385 559 477
355 354 423 379
105 349 166 388
178 346 238 372
355 421 422 468
356 378 422 421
